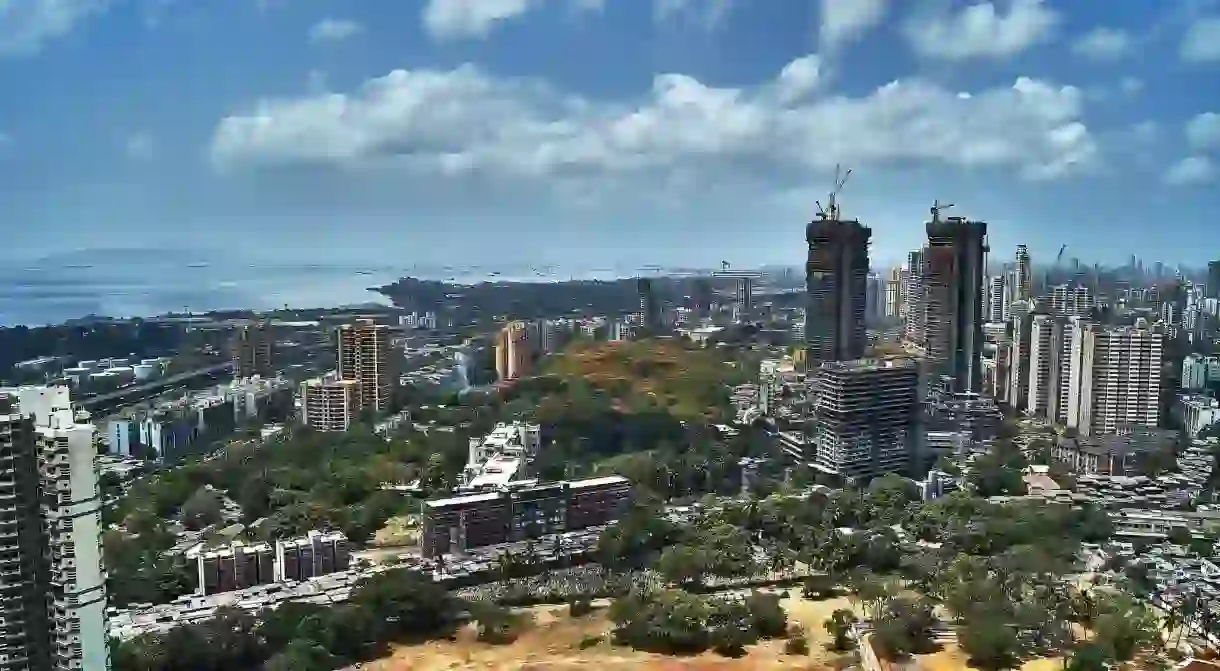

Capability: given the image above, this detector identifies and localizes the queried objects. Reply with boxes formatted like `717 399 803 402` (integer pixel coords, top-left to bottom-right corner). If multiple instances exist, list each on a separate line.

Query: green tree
823 609 858 651
180 486 224 531
959 614 1022 670
1065 644 1108 671
1093 596 1159 662
262 639 335 671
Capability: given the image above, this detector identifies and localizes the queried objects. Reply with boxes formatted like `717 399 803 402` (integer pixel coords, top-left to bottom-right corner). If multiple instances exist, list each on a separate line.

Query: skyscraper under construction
804 215 871 365
924 206 988 393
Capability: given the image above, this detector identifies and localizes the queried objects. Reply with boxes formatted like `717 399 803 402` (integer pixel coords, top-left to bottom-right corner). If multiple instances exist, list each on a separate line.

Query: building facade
336 319 393 414
420 475 631 558
924 217 988 393
300 377 361 431
1066 323 1164 437
809 358 922 481
230 322 274 379
0 386 109 671
804 218 871 364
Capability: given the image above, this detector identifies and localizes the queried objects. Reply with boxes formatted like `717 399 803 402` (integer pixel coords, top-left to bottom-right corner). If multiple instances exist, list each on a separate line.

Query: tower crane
930 200 955 223
815 164 852 221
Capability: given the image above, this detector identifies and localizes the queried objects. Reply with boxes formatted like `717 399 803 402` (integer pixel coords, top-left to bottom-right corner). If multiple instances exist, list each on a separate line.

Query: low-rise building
187 541 276 596
275 530 351 582
421 475 631 558
1051 428 1177 477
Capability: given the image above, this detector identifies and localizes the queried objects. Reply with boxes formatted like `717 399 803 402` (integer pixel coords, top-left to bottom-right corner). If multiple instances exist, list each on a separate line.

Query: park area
365 591 1065 671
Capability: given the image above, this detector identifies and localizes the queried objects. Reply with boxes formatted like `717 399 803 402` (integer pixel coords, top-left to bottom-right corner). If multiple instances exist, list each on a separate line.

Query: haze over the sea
0 248 674 326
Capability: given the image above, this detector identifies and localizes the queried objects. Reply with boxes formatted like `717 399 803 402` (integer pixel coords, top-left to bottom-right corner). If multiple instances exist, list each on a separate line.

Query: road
78 361 233 410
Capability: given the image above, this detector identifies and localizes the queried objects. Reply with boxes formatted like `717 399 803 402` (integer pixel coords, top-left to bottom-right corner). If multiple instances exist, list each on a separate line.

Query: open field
366 592 858 671
365 590 1074 671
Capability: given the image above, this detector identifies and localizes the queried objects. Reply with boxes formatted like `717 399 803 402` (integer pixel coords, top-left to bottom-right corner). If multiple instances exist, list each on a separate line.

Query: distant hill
538 339 742 421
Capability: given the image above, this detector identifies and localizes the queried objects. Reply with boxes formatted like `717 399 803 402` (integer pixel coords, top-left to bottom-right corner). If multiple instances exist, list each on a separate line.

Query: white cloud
422 0 536 40
653 0 733 30
819 0 886 50
209 58 1097 186
0 0 111 57
1186 112 1220 149
1181 16 1220 62
308 18 363 44
1119 77 1143 95
123 132 155 160
905 0 1058 61
1164 156 1217 185
1071 27 1133 61
776 55 822 104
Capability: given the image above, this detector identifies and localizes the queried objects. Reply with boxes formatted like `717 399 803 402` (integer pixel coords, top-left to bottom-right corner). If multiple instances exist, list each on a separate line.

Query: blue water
0 250 637 326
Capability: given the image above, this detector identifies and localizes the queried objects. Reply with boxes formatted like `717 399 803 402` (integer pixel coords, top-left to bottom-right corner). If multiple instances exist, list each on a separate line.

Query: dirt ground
366 592 860 671
917 646 1063 671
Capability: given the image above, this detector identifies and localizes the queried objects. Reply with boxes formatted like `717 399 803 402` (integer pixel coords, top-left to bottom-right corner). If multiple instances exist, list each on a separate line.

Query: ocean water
0 253 634 326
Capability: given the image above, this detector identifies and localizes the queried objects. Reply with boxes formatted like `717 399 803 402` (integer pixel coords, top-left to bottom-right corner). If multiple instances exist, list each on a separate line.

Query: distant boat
62 264 93 269
187 262 209 268
356 271 373 276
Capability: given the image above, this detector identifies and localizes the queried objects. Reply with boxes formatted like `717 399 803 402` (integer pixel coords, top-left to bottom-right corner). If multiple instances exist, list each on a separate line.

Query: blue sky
1 0 1219 272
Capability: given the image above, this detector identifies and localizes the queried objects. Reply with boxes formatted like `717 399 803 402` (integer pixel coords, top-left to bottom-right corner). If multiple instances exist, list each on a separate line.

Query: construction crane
815 164 852 221
930 200 955 223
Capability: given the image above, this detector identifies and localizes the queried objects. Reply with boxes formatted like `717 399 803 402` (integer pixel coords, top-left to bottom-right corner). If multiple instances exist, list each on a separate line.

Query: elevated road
78 362 233 412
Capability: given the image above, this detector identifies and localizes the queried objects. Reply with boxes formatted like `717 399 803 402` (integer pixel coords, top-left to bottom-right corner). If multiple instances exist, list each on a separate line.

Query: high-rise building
495 321 532 381
1208 261 1220 300
804 218 871 364
809 358 923 481
300 377 361 431
902 248 926 345
924 215 988 393
0 392 53 671
1015 245 1032 301
1066 323 1163 436
884 275 902 319
1027 316 1080 423
230 322 274 379
336 319 393 414
1049 284 1094 317
636 278 662 332
986 275 1006 323
865 272 885 323
0 386 109 671
1007 306 1033 411
735 276 754 316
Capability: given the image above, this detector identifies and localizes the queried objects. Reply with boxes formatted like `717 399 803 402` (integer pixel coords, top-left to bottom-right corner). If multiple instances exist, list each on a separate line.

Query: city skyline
0 0 1219 272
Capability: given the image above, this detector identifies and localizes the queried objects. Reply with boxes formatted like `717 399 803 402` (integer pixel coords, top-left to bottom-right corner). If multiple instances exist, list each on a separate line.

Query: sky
1 0 1220 273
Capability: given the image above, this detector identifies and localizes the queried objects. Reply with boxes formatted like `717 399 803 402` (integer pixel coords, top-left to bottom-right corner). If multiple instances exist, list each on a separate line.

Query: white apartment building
1027 316 1081 424
1066 324 1163 437
1175 394 1220 438
0 386 109 671
1182 354 1220 391
299 377 361 431
986 275 1006 323
1050 284 1094 317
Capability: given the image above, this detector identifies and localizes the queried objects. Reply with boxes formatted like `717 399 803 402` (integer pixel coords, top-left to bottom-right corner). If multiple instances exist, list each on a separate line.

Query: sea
0 254 641 327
